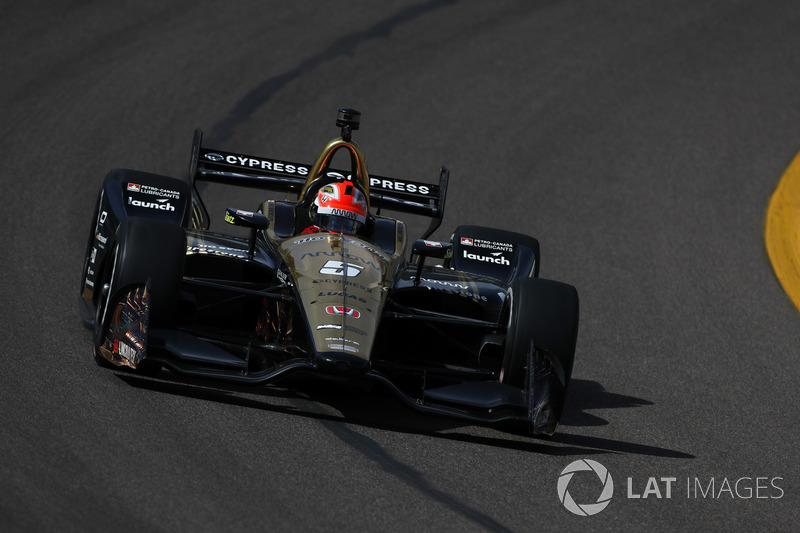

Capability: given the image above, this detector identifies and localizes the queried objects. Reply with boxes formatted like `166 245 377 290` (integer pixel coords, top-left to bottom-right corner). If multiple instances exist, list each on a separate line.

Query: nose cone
315 351 370 376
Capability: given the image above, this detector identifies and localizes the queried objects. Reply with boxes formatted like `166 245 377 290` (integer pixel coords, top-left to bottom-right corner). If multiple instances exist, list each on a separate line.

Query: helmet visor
318 214 363 235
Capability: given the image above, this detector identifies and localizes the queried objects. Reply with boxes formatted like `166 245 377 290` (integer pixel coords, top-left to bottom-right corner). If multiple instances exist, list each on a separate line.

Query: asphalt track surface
2 1 799 531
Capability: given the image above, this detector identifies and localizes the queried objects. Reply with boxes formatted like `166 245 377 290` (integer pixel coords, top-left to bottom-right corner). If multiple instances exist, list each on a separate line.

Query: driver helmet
311 180 368 235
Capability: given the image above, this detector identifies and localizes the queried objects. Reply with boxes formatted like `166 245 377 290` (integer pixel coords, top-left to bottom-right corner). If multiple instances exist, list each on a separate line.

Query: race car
78 109 579 436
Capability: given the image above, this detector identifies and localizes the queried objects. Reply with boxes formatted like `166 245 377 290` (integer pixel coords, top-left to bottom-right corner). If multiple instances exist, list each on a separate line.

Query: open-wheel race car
78 109 579 436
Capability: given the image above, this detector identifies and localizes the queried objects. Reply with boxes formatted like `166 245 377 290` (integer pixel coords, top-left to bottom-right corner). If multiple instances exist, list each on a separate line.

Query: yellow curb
766 149 800 312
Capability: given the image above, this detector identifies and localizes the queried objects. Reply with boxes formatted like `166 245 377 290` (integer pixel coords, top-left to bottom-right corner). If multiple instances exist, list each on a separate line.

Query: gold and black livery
78 109 579 436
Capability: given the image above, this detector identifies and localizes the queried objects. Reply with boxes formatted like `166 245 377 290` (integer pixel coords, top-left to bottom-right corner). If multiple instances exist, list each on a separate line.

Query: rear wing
188 128 448 238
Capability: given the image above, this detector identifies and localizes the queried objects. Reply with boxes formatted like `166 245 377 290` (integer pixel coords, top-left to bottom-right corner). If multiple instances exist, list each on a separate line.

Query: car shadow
114 371 693 458
560 378 654 427
548 379 694 458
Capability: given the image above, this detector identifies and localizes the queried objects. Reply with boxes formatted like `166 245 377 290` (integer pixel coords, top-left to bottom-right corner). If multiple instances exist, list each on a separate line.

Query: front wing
101 278 536 431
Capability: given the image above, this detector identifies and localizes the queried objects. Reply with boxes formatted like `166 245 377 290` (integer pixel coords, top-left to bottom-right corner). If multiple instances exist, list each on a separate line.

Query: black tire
501 277 579 434
79 189 104 329
92 217 185 371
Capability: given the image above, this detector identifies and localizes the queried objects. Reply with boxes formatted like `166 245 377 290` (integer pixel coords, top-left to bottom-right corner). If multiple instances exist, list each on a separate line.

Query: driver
302 180 368 236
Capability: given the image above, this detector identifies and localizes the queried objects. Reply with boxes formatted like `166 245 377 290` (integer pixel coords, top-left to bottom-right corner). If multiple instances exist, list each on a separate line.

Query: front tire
92 217 185 372
501 277 579 435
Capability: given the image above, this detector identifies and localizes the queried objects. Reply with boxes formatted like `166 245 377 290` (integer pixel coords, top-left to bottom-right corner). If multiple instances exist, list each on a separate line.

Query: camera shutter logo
557 459 614 516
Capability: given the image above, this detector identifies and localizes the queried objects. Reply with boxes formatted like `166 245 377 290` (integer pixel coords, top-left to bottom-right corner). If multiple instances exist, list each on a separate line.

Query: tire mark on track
319 419 514 532
209 0 457 146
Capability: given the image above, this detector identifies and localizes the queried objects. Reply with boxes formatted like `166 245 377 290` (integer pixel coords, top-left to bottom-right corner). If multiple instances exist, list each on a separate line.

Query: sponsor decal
369 177 431 196
329 208 358 219
325 337 360 346
319 173 375 221
95 233 108 245
460 237 514 252
328 343 359 353
344 324 367 336
91 198 108 246
295 235 328 244
301 251 380 271
97 284 149 369
127 183 180 199
84 278 94 288
317 324 342 330
224 211 235 224
463 249 510 266
346 239 389 261
424 240 442 247
295 235 327 244
317 291 367 304
186 243 248 258
419 277 488 302
90 247 97 264
236 209 254 216
276 269 288 284
421 277 468 290
319 260 364 277
325 306 361 319
204 152 309 175
114 339 138 364
319 184 337 201
128 197 176 212
312 278 373 293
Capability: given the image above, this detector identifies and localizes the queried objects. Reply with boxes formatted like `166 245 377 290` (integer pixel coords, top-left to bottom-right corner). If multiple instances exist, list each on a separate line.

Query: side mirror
225 207 269 259
412 239 453 259
411 239 453 285
225 207 269 230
